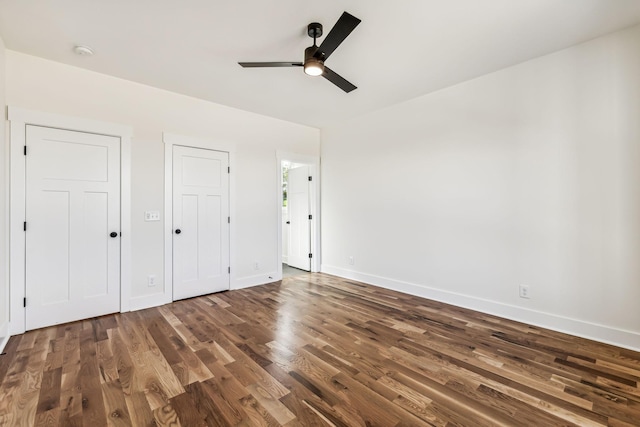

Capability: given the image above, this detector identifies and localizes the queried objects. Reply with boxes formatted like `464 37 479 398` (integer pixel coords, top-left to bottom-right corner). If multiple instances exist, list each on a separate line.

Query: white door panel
25 125 120 330
202 195 223 277
179 194 200 282
173 146 229 300
287 166 311 271
82 191 110 297
36 190 71 304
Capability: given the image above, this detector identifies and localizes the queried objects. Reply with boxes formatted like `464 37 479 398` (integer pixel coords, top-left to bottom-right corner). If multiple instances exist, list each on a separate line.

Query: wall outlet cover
145 211 160 221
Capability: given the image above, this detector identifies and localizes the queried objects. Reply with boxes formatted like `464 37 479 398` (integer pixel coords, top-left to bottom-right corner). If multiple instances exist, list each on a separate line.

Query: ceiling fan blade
314 11 361 61
323 67 357 93
238 62 303 67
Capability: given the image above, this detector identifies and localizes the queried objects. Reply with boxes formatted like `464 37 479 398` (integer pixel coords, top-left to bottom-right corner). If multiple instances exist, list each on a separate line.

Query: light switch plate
145 211 160 221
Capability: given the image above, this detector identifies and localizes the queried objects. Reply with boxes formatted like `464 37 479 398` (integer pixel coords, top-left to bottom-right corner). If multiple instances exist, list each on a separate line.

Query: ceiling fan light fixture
304 58 324 76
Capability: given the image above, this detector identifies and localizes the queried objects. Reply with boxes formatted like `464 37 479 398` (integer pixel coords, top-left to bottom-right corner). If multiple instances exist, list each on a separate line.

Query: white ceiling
1 0 640 128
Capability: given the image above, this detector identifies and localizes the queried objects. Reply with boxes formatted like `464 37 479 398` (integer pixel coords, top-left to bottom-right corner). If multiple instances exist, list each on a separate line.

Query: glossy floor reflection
0 273 638 426
282 263 309 278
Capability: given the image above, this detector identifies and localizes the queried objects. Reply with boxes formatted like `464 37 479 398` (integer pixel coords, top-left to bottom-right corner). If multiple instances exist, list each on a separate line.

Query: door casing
8 107 132 335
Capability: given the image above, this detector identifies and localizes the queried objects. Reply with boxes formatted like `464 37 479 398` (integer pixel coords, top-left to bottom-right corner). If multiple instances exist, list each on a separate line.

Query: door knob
286 221 290 224
175 229 181 234
110 232 118 238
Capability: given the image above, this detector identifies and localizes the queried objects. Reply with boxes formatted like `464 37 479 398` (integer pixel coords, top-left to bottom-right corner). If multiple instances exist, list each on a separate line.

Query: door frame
276 151 321 276
163 132 236 301
8 107 132 335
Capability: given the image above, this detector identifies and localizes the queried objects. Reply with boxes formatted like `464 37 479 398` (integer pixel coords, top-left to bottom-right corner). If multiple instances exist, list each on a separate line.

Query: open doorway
277 152 320 279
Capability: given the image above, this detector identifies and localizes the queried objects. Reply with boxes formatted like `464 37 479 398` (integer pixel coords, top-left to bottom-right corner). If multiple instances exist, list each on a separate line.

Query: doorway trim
276 151 321 277
8 107 132 335
163 132 236 301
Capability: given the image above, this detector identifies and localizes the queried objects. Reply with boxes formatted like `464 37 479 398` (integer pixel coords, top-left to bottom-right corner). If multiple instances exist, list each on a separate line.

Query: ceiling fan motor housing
304 45 321 62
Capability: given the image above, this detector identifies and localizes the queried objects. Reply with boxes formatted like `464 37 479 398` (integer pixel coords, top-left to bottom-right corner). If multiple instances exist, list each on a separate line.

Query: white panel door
173 146 229 300
25 125 121 330
287 165 311 271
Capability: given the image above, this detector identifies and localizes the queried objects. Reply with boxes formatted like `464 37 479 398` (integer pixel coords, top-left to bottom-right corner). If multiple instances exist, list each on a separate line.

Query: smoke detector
73 45 94 56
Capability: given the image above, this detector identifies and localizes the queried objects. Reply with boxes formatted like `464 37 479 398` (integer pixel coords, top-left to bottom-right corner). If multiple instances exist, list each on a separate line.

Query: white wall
321 25 640 351
0 36 8 350
5 51 319 309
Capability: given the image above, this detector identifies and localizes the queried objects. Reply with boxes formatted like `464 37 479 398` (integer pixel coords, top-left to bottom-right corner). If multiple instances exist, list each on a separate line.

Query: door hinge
308 214 312 220
23 297 26 307
308 253 313 259
228 266 231 274
308 176 312 181
23 222 27 231
24 146 27 156
228 166 230 174
227 217 230 224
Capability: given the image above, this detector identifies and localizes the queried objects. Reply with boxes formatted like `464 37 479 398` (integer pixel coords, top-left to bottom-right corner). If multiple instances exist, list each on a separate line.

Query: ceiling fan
238 12 361 93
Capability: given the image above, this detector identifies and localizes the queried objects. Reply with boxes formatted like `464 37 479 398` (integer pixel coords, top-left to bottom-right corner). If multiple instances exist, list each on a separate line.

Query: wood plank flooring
1 273 639 426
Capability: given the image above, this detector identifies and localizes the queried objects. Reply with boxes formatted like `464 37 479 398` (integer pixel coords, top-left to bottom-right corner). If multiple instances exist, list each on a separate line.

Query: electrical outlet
253 261 260 271
148 275 156 287
519 284 530 299
348 256 355 265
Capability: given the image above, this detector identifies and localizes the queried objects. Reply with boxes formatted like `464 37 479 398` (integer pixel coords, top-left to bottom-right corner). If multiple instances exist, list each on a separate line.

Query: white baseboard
129 292 172 312
321 265 640 352
128 272 282 311
0 321 10 353
232 271 280 290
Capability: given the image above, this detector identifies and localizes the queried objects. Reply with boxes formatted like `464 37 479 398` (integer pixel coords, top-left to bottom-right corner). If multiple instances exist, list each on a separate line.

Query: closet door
173 145 230 300
25 125 121 330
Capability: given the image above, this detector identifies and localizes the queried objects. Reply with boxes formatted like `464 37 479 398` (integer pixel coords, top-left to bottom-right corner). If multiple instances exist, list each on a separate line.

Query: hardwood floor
0 273 639 426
